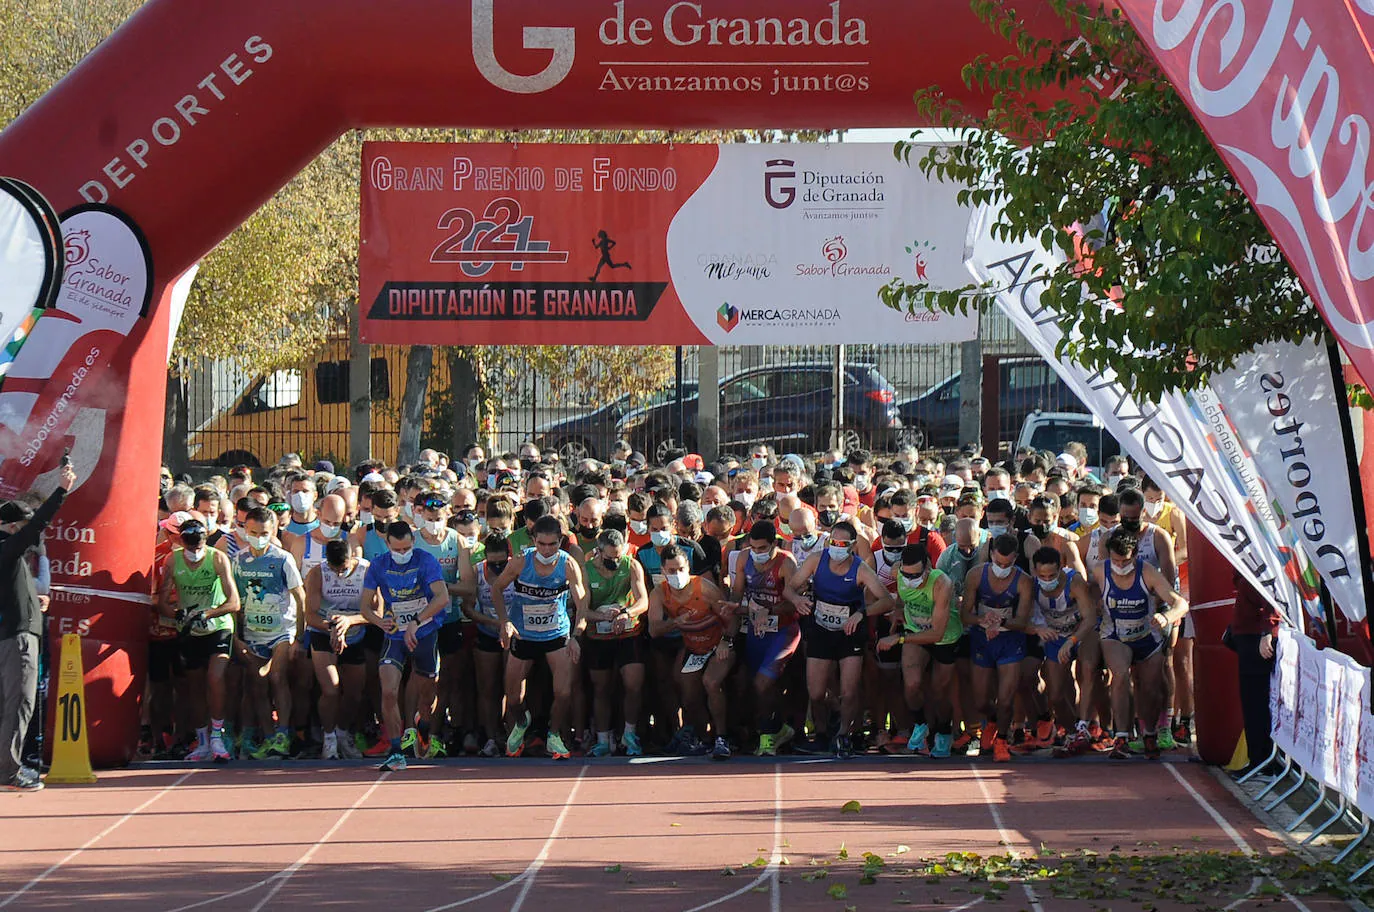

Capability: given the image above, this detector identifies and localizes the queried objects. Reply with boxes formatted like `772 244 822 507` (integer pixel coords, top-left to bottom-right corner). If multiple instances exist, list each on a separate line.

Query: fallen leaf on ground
841 800 863 814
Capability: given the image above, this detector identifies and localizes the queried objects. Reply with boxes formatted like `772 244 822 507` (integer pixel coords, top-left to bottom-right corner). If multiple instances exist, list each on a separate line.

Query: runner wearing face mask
282 473 320 546
489 515 588 760
1070 484 1105 536
1079 493 1121 589
865 520 914 754
289 493 354 579
936 516 987 752
355 489 400 562
573 497 607 555
303 540 372 760
815 482 873 563
158 518 241 763
649 546 735 759
1141 478 1195 747
877 543 961 757
626 492 652 550
361 522 451 771
233 507 306 761
786 521 895 758
466 534 514 757
1022 546 1100 757
579 529 650 757
414 492 463 758
1103 455 1131 492
959 535 1033 762
1093 529 1189 759
726 522 801 757
846 450 877 508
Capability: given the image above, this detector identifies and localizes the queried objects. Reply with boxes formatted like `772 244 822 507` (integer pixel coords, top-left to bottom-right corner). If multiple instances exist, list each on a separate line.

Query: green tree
881 0 1324 401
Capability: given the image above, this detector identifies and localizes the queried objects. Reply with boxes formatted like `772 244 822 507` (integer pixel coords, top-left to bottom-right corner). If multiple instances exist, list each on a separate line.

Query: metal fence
180 309 1081 468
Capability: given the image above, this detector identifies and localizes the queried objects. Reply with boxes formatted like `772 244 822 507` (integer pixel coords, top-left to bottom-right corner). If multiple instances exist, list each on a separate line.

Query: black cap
314 460 335 474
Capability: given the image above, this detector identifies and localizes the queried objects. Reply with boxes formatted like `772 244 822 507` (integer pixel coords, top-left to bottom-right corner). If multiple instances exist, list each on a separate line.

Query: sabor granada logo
65 229 91 267
822 236 847 263
717 302 741 332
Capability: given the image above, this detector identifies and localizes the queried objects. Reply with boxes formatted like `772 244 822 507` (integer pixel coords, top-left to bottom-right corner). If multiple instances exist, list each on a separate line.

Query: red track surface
0 758 1350 911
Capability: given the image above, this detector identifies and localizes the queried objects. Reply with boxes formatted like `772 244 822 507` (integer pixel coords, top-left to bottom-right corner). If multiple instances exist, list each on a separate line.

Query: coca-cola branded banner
1116 1 1374 396
966 202 1318 624
360 142 978 345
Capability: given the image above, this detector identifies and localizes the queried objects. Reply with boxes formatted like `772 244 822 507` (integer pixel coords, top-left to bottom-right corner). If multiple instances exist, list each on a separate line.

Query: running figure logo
589 230 632 283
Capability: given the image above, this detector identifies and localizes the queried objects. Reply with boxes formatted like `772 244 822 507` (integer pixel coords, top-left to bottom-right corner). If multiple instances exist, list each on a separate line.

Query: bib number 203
57 692 83 742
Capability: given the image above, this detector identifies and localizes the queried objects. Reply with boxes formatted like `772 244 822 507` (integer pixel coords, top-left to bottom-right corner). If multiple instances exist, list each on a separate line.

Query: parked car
1017 411 1121 478
617 362 903 461
897 355 1089 450
535 384 698 463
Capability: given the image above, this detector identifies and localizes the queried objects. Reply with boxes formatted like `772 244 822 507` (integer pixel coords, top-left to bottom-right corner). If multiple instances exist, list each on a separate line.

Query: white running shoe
209 735 231 763
321 736 340 760
185 742 213 762
337 732 363 760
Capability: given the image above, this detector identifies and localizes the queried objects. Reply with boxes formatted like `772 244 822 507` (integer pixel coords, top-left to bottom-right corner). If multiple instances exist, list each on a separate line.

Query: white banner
1274 628 1372 815
965 204 1315 623
1208 340 1369 623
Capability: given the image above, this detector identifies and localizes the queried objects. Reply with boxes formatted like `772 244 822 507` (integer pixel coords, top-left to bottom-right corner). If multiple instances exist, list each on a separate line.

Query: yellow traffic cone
46 633 96 785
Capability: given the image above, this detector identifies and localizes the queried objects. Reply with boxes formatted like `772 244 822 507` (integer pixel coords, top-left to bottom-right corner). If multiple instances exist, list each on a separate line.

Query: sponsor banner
966 203 1314 623
1116 2 1374 406
1274 628 1372 814
0 204 153 500
359 142 977 346
1208 339 1368 622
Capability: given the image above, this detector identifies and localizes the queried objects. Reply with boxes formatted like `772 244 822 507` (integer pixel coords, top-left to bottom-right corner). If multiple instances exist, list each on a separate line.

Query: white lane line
1222 876 1265 911
1 771 196 909
420 765 589 912
248 772 391 911
1164 764 1314 912
682 764 783 912
970 764 1044 912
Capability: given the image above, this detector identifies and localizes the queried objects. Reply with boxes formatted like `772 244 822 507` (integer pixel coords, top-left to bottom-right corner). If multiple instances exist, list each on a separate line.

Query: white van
1017 411 1122 478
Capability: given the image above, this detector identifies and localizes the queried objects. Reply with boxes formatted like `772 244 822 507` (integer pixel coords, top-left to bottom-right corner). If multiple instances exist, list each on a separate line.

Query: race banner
1116 2 1374 405
360 142 978 346
1208 339 1369 623
966 203 1316 624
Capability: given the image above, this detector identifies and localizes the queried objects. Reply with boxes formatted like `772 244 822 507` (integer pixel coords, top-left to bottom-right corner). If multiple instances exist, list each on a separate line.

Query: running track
0 757 1353 911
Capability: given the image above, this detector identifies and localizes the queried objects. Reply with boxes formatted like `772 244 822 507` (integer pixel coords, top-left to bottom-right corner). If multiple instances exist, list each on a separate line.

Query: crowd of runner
147 439 1194 772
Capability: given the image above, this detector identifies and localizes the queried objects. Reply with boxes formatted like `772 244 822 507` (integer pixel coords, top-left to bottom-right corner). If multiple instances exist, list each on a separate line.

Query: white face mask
650 529 674 548
464 534 479 549
1111 560 1134 576
534 549 560 566
629 519 648 535
424 519 445 537
1107 474 1126 491
1078 507 1098 527
853 473 871 491
318 523 341 539
989 562 1014 579
390 548 414 565
402 502 416 520
736 491 756 510
289 491 314 513
184 548 206 563
1037 576 1061 593
749 550 771 566
666 570 691 590
246 534 270 551
828 544 852 562
1144 499 1164 518
987 524 1009 538
751 457 768 470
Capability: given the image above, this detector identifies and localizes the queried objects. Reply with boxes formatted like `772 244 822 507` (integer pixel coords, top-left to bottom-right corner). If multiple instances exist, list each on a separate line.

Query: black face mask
488 559 509 575
1120 518 1143 533
580 524 601 538
1030 522 1052 538
818 509 840 527
601 556 619 571
942 505 955 516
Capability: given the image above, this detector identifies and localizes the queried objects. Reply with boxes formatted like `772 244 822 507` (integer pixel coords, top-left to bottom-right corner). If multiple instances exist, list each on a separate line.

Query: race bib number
749 601 779 635
595 604 622 636
390 597 426 629
682 651 711 674
245 604 284 634
1115 616 1148 641
815 600 852 632
523 601 559 632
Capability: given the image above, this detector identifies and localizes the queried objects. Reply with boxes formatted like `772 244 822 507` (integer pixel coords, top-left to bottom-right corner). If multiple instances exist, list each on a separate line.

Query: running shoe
756 732 779 757
931 732 953 759
588 741 612 758
321 736 340 760
337 734 363 760
1033 718 1055 748
775 723 796 752
251 732 290 760
1143 734 1160 760
622 731 644 757
400 727 420 757
237 736 259 761
363 737 391 758
681 735 711 756
1107 736 1132 760
992 738 1012 763
210 733 232 763
793 735 830 756
547 733 571 761
5 768 43 792
907 723 930 755
380 751 407 772
462 732 480 755
1174 719 1193 746
1156 728 1178 751
711 737 731 761
882 731 912 755
506 711 531 758
423 736 447 760
834 734 854 759
1053 730 1092 758
965 735 982 758
185 741 213 762
479 739 501 758
952 730 974 754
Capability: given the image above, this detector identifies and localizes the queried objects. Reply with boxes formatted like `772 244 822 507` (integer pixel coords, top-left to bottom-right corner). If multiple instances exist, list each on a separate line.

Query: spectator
1229 573 1281 777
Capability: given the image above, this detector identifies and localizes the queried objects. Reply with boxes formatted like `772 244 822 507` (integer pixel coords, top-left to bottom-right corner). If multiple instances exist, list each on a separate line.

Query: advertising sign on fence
359 142 978 346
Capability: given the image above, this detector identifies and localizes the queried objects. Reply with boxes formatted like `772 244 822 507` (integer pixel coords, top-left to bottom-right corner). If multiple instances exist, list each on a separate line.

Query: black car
535 385 698 462
897 355 1088 450
617 362 903 462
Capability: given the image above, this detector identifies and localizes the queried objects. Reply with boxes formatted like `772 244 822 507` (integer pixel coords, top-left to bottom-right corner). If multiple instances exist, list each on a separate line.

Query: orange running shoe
952 730 974 753
992 738 1012 762
1033 718 1055 747
982 723 999 751
364 737 391 758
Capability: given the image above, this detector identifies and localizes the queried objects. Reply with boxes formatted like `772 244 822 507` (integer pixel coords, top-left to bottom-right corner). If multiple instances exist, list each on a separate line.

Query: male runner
960 535 1033 762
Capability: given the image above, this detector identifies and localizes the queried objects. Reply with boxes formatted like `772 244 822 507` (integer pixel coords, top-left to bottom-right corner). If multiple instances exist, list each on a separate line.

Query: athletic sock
623 722 637 736
390 737 402 754
1076 720 1090 733
597 731 611 745
276 725 290 738
335 727 349 739
912 709 927 726
324 730 337 746
211 719 225 735
418 721 431 740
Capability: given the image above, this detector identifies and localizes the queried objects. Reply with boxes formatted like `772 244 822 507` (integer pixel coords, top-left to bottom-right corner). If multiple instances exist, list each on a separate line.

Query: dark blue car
896 355 1088 450
617 362 903 461
535 385 699 462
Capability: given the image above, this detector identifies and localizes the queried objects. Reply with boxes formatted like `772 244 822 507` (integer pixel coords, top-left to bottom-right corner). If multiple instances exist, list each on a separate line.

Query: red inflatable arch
3 0 1225 766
